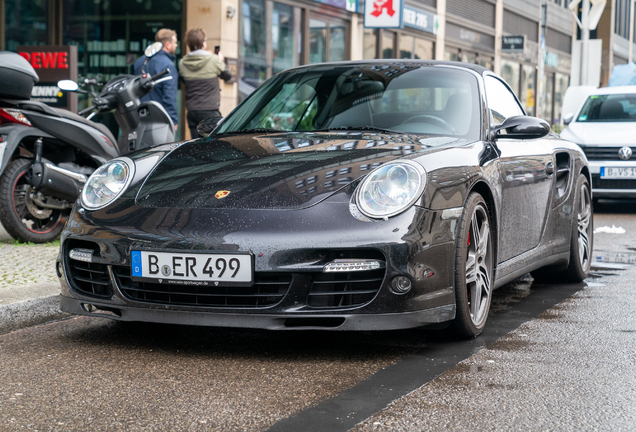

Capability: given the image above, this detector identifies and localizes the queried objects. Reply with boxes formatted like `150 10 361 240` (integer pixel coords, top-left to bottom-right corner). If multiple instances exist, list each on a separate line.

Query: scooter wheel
0 158 65 243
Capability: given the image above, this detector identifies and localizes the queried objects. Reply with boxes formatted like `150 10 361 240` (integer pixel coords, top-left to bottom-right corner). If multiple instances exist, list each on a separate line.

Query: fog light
391 276 412 294
323 259 385 272
69 248 94 263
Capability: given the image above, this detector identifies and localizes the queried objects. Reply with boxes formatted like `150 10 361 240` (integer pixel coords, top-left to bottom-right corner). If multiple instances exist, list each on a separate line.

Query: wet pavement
0 200 635 431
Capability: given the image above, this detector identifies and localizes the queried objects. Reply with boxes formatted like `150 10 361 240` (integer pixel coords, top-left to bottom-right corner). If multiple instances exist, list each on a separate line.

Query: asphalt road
1 200 635 431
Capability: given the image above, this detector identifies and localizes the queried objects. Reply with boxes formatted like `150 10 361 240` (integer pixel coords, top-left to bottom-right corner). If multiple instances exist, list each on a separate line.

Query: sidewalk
0 224 67 333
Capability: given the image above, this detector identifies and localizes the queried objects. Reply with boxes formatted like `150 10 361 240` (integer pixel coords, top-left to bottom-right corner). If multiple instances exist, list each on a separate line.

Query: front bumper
60 295 455 330
589 161 636 198
58 199 460 330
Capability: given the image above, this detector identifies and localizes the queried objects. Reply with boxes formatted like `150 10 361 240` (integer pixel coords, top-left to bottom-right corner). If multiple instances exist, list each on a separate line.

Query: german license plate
131 250 253 286
600 167 636 179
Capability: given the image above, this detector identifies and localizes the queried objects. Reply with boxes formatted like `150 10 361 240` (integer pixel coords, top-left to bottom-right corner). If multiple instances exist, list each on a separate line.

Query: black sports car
57 61 592 338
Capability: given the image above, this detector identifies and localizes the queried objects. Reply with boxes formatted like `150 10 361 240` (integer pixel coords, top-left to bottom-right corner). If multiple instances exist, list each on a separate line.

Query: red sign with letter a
371 0 395 17
364 0 402 28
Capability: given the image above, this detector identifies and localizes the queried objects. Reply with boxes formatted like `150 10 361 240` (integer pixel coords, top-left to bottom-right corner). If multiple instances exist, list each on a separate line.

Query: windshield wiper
313 126 404 134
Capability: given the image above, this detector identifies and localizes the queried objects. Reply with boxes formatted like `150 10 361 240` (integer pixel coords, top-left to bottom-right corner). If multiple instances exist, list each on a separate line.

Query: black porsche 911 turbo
57 60 592 338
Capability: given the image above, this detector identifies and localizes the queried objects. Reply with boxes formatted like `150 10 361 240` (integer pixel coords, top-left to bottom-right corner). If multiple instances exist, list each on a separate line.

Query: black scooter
0 43 175 243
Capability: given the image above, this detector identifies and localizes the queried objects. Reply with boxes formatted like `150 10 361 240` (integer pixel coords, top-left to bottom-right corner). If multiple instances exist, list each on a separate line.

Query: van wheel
0 158 64 243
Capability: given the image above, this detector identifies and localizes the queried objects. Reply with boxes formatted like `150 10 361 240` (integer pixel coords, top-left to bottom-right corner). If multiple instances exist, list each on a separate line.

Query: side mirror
144 42 164 59
57 80 79 92
563 113 574 125
493 115 550 140
197 116 223 138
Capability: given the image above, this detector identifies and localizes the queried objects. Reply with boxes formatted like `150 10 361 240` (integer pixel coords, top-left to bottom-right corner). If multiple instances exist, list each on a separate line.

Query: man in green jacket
179 28 232 138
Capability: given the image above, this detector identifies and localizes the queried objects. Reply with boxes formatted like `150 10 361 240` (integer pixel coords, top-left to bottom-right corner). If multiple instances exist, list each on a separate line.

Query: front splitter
60 296 455 331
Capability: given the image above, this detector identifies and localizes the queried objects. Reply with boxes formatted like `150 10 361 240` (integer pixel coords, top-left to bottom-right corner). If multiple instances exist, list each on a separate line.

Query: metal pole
629 0 635 63
538 0 546 119
581 0 590 85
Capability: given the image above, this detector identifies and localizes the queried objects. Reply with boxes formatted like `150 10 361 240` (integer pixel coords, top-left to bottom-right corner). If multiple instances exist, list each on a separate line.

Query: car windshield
576 93 636 122
216 63 481 140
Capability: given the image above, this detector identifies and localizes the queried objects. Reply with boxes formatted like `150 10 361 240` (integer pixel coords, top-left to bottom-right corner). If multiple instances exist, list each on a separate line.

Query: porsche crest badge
215 190 230 199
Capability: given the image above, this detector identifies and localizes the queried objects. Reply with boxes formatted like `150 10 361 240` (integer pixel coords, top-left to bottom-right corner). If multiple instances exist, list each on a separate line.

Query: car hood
561 122 636 146
136 132 464 210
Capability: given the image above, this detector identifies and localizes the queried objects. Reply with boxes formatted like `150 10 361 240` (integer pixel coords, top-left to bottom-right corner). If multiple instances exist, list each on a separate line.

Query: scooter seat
54 108 117 146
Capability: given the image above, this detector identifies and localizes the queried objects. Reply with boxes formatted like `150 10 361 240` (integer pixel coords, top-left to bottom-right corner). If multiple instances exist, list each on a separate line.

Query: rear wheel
0 158 65 243
450 192 494 339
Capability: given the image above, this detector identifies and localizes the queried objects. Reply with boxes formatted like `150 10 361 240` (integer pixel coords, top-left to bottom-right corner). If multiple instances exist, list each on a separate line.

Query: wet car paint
57 62 590 331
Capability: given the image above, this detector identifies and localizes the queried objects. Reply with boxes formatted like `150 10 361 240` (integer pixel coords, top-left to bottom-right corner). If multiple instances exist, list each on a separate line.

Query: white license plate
600 167 636 179
131 250 253 286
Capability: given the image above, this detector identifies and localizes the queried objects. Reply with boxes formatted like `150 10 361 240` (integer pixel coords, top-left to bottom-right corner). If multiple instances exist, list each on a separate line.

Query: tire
0 158 65 243
450 192 494 339
563 174 593 282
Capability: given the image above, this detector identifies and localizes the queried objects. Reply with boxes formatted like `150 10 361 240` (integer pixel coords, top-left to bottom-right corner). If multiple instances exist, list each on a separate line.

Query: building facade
1 0 588 133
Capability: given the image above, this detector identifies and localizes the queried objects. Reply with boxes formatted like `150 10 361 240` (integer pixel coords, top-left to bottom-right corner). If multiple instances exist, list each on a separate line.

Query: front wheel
564 174 593 282
450 192 494 339
0 158 65 243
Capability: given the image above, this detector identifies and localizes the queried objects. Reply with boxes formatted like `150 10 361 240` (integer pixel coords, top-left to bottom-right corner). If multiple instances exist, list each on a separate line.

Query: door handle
545 162 554 176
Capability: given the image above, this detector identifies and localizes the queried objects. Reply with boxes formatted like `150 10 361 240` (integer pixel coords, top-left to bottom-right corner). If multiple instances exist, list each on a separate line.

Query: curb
0 295 70 334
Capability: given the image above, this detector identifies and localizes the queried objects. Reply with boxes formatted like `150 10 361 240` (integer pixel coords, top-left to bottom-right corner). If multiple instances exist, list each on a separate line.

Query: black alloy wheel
0 158 65 243
450 192 494 339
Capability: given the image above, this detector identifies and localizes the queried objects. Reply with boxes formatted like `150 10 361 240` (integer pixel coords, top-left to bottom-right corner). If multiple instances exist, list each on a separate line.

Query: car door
484 75 555 263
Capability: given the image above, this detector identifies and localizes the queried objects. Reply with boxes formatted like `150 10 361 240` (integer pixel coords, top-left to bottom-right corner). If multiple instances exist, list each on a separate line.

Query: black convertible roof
286 59 491 75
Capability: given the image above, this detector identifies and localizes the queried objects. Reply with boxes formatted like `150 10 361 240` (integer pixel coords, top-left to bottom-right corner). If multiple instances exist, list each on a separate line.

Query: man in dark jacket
134 28 179 130
179 28 232 138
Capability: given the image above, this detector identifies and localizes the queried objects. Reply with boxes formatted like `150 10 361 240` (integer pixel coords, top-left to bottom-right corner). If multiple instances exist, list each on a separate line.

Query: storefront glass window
521 64 536 116
541 73 554 124
329 26 346 62
363 29 377 59
500 60 520 97
63 0 182 82
241 0 267 91
4 0 49 51
479 57 493 71
399 35 414 59
445 49 459 61
413 38 433 60
309 19 327 64
460 51 477 65
272 3 294 74
62 0 183 137
381 32 395 58
554 72 569 125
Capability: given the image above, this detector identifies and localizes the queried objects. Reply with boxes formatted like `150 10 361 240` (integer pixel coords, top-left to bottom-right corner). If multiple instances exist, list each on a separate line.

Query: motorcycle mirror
58 80 79 92
144 42 164 59
197 116 223 138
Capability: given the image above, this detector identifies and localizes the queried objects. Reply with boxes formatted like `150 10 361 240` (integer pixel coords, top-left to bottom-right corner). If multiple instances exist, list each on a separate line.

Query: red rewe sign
18 51 69 70
16 45 78 111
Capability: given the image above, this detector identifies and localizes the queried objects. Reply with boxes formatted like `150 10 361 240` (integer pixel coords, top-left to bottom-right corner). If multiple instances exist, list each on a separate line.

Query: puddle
585 282 606 287
593 251 636 265
590 262 628 271
487 339 531 352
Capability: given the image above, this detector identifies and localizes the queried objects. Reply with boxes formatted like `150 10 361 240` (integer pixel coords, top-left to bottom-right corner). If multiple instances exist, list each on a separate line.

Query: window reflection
272 3 294 74
381 32 395 58
329 26 346 62
4 0 49 51
309 19 327 64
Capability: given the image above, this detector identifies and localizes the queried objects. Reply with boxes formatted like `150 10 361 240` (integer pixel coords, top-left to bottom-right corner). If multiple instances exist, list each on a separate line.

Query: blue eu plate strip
131 251 142 277
600 167 605 177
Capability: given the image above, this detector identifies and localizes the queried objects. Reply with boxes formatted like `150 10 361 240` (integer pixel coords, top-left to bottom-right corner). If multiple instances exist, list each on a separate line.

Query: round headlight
356 160 426 218
81 158 135 210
